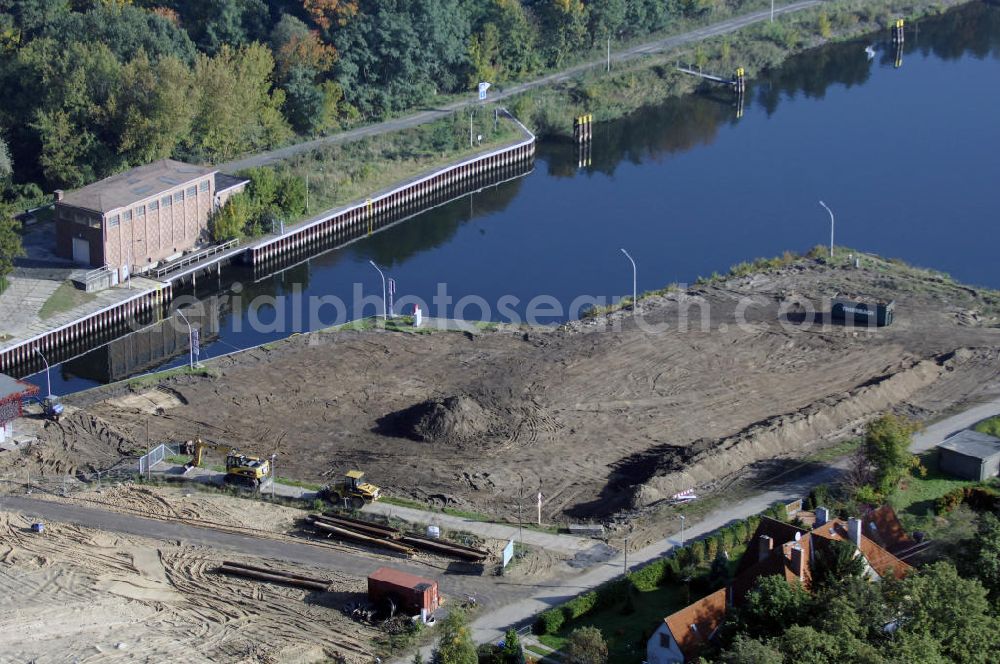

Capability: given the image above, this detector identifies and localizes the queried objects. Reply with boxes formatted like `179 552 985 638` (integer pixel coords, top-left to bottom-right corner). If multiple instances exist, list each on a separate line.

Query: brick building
55 160 247 283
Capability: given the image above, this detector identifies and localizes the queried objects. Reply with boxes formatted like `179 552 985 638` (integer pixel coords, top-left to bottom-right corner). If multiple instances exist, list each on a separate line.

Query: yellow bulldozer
183 438 272 490
319 470 381 509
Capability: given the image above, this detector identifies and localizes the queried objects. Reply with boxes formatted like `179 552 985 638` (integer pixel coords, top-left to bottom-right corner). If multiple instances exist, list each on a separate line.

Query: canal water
34 2 1000 394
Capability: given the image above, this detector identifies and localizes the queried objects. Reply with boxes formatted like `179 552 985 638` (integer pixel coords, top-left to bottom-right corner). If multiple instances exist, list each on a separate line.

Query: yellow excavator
183 438 272 490
319 470 381 509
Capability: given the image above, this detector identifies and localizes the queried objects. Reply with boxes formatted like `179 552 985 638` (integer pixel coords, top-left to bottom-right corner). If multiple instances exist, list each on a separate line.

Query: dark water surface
32 2 1000 394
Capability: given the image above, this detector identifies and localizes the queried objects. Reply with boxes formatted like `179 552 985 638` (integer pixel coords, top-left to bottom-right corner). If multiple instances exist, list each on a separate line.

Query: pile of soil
385 395 494 443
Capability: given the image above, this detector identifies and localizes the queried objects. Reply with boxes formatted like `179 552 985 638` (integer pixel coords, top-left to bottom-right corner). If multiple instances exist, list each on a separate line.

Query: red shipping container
367 567 440 616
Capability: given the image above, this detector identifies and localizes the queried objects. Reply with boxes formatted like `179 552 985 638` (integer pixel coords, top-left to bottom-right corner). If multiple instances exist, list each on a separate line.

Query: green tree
0 135 11 185
588 0 626 45
208 194 251 242
810 539 866 591
431 608 477 664
538 0 589 67
283 65 326 134
964 511 1000 601
863 414 917 496
564 626 607 664
778 624 886 664
736 575 813 639
0 204 24 290
718 634 783 664
32 109 95 188
886 561 1000 664
501 628 524 664
188 43 291 161
114 53 195 165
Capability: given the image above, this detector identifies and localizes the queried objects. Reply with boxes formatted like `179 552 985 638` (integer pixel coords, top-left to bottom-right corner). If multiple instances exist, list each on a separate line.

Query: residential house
55 159 248 284
646 510 914 663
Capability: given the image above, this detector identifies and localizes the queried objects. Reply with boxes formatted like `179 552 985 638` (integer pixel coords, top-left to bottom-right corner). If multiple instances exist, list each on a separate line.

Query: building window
89 217 101 229
149 200 159 212
199 180 209 193
123 210 132 222
136 206 145 218
73 212 85 224
162 195 172 207
176 190 185 202
108 215 120 228
186 186 197 198
660 633 671 648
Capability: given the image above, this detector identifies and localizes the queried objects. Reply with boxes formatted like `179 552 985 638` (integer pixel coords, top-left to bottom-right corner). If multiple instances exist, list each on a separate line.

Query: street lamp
620 248 637 311
369 260 387 320
624 535 629 575
270 453 277 499
176 308 195 369
34 348 52 399
680 514 686 547
819 200 835 258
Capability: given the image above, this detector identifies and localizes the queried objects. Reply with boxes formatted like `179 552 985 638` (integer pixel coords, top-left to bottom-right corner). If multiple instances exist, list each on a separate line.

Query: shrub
534 608 564 635
705 535 719 561
563 591 598 620
630 558 668 591
733 519 749 544
690 539 707 565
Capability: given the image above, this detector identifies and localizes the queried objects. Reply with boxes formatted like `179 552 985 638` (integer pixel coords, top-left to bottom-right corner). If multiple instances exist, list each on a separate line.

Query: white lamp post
369 260 387 320
819 200 835 258
176 308 195 369
620 248 637 311
34 348 52 398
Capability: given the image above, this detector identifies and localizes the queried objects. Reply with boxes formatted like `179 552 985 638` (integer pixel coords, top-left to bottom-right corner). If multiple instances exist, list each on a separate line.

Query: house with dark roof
646 511 913 663
936 430 1000 481
54 159 248 284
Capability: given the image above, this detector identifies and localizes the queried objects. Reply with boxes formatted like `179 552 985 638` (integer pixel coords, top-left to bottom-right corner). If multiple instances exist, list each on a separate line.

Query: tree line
0 0 740 200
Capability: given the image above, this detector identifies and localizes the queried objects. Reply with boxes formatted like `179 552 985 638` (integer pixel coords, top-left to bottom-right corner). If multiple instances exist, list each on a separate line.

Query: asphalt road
219 0 822 173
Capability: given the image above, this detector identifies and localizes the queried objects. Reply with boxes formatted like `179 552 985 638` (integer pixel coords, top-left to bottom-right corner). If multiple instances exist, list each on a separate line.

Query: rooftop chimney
790 545 805 578
815 506 829 526
847 517 862 547
758 534 774 560
54 189 64 202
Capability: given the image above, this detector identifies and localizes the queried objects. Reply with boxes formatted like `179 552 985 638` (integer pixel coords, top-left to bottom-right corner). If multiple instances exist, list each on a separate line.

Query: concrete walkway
219 1 821 173
158 463 594 556
0 276 160 352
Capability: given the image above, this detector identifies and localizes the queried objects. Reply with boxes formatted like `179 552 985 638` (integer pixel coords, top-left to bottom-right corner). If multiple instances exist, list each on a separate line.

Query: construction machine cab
321 470 381 509
184 438 271 490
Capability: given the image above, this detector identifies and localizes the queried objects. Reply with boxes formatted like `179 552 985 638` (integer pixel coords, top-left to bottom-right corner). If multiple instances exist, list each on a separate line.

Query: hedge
936 485 1000 515
534 608 564 635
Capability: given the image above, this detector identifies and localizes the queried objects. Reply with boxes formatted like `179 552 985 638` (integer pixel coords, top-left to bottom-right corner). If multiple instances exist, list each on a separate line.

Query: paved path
159 463 593 556
219 0 822 173
400 395 1000 660
365 501 593 556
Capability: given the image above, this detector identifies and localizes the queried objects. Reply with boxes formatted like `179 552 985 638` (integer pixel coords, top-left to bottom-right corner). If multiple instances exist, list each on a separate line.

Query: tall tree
431 608 477 664
303 0 357 30
863 414 917 497
188 43 291 161
114 53 195 165
885 562 1000 664
0 203 24 290
0 135 11 184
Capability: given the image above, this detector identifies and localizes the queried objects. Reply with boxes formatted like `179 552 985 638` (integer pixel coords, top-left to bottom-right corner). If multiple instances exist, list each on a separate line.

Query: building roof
863 505 914 556
60 159 216 214
367 566 436 590
0 373 39 401
734 517 809 577
937 430 1000 461
664 587 727 661
215 172 250 194
809 518 912 580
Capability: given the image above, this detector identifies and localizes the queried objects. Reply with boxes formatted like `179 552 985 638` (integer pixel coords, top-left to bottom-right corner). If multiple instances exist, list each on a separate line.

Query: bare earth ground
13 257 1000 525
0 508 378 663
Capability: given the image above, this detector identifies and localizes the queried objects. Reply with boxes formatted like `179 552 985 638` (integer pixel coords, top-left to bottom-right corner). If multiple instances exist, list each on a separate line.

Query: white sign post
478 81 491 101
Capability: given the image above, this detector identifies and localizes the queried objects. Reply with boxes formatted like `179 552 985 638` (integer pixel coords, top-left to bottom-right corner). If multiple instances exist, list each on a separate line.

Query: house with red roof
646 509 914 663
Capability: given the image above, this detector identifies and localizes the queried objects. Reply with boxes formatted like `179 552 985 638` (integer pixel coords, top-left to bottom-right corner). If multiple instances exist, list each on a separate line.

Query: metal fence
0 467 140 497
138 443 178 475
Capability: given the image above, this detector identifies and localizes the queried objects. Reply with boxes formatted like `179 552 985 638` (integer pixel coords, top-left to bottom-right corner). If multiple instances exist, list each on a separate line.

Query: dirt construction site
17 256 997 521
2 255 1000 661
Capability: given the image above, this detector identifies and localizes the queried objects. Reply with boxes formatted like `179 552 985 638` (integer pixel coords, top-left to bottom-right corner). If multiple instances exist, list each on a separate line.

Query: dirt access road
219 1 821 172
53 256 1000 524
